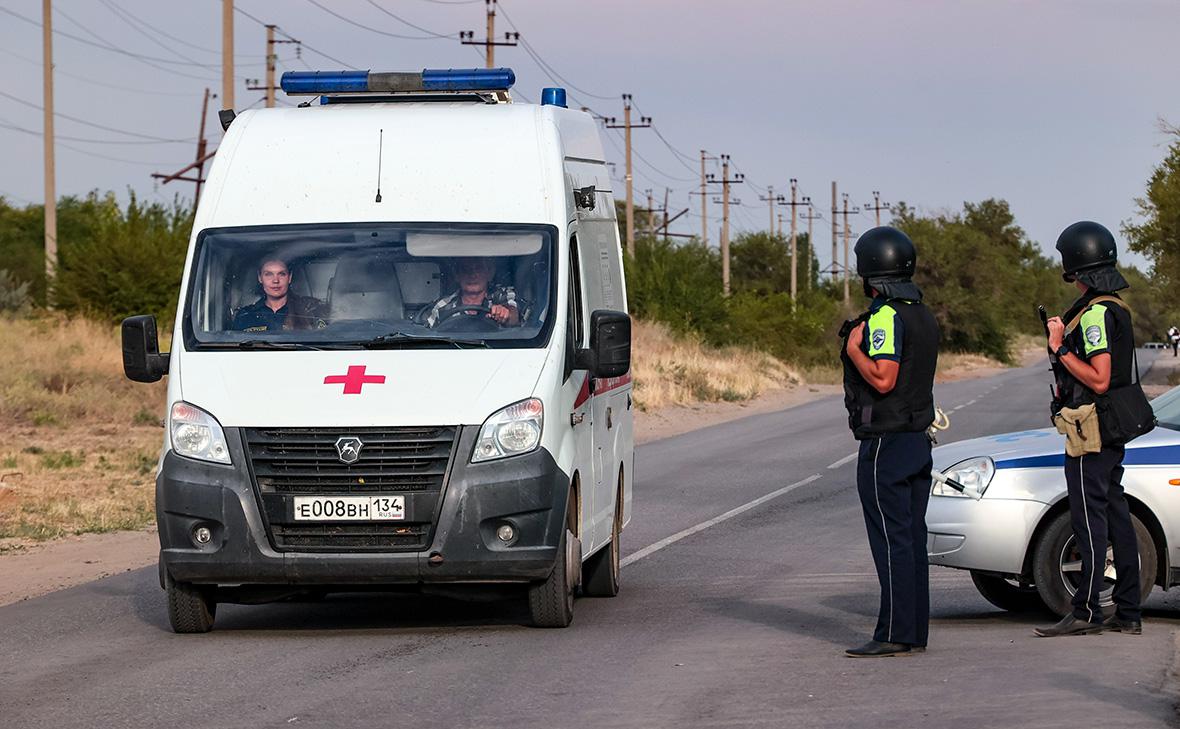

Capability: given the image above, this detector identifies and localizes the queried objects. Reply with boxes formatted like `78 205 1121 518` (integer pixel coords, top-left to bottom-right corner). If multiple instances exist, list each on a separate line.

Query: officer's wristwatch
1054 344 1070 359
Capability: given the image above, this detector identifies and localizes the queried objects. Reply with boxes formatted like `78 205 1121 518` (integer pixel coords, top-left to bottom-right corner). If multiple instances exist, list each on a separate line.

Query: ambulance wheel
969 572 1046 613
1032 511 1156 618
167 581 216 633
528 525 579 628
582 491 622 598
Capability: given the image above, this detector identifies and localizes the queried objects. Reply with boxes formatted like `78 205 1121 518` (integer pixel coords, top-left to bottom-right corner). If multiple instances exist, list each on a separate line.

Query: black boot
1102 614 1143 635
845 640 913 657
1033 615 1103 637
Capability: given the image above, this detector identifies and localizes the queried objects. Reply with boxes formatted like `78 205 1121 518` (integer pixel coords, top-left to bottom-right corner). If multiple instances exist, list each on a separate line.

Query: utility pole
707 154 743 297
691 150 716 245
759 186 776 233
605 96 651 257
247 25 301 107
831 181 839 289
152 90 217 205
459 0 519 68
842 193 861 306
222 0 234 110
779 179 811 305
42 0 56 294
864 190 892 227
646 189 655 240
801 203 821 292
663 187 670 243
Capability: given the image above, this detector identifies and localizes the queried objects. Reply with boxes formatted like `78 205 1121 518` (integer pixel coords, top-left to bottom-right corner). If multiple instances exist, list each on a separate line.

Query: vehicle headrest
333 256 399 294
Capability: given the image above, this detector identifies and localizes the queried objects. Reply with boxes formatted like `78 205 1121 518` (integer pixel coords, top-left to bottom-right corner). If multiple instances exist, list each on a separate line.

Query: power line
494 3 615 100
0 122 182 166
0 47 196 97
0 90 195 143
304 0 452 40
365 0 455 38
103 0 264 57
235 6 361 70
97 0 211 66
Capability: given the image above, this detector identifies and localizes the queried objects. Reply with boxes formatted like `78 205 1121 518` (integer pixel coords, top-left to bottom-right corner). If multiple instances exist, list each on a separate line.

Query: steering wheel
434 304 503 333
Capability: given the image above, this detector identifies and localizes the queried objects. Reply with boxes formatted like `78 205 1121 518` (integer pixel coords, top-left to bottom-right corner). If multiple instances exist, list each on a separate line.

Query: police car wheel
582 491 622 598
527 525 579 628
167 581 216 633
969 571 1047 613
1032 511 1156 618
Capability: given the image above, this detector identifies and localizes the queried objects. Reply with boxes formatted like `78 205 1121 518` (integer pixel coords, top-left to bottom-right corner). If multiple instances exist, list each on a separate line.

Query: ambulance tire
167 581 216 633
528 526 578 628
1032 511 1156 618
582 492 621 597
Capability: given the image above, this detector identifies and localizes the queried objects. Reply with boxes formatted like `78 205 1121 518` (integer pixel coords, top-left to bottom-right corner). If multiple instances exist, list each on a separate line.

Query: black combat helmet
855 226 917 279
855 226 922 301
1055 221 1128 291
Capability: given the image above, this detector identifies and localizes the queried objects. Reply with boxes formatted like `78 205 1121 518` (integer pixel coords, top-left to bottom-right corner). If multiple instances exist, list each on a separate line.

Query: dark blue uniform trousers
856 431 933 646
1064 446 1141 623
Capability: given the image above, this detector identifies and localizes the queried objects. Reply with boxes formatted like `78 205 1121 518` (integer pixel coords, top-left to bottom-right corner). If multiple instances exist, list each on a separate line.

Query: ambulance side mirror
580 310 631 379
121 315 170 383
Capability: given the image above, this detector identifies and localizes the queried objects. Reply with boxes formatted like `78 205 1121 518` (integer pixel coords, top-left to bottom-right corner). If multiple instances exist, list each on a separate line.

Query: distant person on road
421 257 519 328
840 226 941 658
231 255 327 332
1168 325 1179 357
1036 221 1148 638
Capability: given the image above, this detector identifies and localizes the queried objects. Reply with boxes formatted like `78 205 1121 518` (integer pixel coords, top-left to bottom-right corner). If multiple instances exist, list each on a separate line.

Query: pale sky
1 0 1176 272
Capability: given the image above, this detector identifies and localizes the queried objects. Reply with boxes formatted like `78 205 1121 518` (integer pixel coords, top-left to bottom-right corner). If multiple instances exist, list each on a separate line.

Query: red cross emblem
323 365 386 395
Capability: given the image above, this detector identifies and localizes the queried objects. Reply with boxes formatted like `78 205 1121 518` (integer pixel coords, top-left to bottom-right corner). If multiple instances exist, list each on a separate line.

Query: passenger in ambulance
231 255 328 332
420 257 519 328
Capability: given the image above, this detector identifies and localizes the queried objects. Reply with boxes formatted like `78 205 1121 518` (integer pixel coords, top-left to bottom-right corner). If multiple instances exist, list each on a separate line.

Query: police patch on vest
871 329 886 349
1085 324 1102 346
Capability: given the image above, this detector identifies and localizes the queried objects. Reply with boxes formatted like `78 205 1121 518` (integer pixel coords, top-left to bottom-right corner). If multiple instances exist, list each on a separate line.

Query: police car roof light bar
280 68 516 96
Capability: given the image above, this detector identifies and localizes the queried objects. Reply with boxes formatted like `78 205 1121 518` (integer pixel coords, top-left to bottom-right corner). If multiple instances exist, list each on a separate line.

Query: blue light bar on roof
280 68 515 96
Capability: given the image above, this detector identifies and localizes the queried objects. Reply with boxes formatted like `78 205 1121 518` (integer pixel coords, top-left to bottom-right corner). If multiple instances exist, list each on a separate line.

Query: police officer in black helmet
1035 221 1144 637
841 226 941 657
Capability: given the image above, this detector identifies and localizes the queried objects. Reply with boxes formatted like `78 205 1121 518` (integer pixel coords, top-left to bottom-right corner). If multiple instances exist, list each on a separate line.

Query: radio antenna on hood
374 129 384 203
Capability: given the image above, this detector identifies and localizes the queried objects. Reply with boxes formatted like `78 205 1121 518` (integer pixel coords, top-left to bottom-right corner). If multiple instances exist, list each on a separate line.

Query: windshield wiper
200 340 325 351
361 332 489 349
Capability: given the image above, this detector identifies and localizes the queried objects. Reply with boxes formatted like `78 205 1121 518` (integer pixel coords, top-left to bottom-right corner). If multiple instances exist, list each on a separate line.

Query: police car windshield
1151 386 1180 431
184 223 556 350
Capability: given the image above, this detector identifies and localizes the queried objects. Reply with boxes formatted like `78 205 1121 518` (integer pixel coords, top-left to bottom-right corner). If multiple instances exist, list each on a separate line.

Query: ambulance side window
566 235 586 378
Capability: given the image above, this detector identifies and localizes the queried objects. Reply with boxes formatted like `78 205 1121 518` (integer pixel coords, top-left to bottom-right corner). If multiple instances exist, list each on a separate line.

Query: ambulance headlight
169 401 231 465
934 456 994 497
472 399 543 463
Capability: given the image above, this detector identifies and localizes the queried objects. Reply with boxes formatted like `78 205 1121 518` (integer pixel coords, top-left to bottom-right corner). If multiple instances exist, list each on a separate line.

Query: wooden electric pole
864 190 891 227
247 25 301 107
707 154 743 297
459 0 518 68
152 90 217 205
842 192 861 306
831 181 839 289
759 186 776 233
779 179 811 305
222 0 234 110
605 95 651 257
42 0 56 293
801 203 821 292
691 150 716 245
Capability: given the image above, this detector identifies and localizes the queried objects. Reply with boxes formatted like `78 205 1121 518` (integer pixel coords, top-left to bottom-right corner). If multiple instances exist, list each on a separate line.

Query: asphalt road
3 354 1179 728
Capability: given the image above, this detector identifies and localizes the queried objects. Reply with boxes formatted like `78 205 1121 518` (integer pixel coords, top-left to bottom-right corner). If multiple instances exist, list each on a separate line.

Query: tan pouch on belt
1053 403 1101 457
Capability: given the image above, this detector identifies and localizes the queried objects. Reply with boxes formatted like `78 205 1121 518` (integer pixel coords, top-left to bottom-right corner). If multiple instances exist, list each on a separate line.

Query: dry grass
0 315 165 541
631 320 800 411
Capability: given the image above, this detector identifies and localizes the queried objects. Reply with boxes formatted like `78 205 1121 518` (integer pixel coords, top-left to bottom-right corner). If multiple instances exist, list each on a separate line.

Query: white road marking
827 452 858 470
621 473 824 567
965 399 977 406
951 405 965 412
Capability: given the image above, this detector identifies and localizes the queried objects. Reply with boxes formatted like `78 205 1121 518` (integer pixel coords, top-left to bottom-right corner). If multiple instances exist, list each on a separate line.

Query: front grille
242 426 458 553
271 523 430 551
244 426 456 495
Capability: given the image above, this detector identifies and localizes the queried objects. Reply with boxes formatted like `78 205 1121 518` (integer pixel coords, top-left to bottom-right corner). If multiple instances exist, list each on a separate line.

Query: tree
1126 135 1180 288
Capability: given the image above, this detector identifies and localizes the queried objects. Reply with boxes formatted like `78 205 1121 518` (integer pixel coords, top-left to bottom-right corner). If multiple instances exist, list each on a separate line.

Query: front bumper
926 495 1050 575
157 426 568 587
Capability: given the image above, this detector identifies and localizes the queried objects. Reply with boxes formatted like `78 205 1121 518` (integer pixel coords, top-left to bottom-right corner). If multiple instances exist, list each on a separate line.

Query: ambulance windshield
184 223 557 349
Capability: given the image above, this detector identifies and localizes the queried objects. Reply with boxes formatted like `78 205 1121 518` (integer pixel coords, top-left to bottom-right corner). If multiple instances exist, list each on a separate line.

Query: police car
121 68 634 632
927 386 1180 616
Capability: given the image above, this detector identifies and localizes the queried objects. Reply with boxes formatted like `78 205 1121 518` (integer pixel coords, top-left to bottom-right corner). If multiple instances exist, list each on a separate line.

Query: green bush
0 269 31 314
50 192 192 323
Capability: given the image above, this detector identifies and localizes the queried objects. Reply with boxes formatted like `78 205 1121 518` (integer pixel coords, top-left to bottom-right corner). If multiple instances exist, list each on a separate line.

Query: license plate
292 496 405 521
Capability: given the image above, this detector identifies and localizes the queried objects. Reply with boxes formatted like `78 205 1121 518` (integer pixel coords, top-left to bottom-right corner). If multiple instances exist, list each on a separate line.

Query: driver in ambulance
421 257 519 328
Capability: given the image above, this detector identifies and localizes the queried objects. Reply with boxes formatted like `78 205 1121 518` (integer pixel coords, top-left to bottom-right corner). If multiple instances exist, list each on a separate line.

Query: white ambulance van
122 69 633 632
